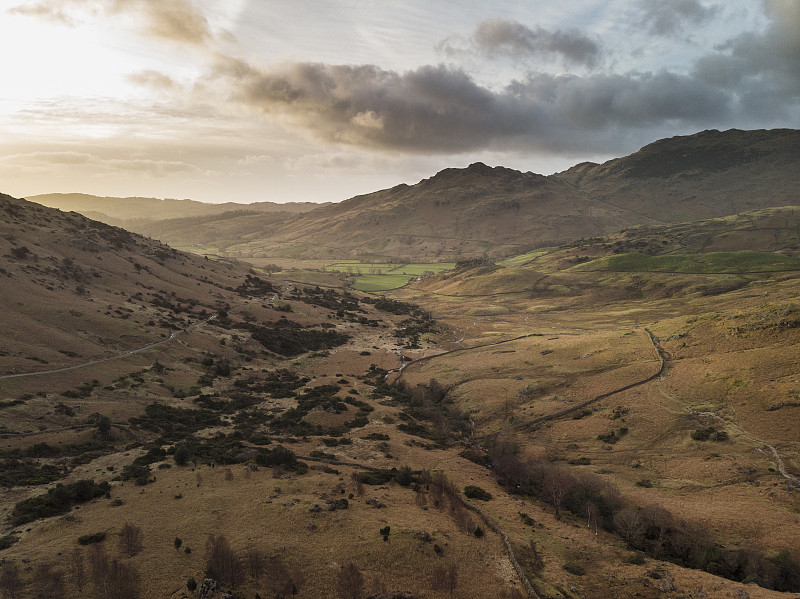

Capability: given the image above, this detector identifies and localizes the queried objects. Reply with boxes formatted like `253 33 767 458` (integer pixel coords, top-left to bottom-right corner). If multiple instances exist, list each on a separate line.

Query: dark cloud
693 0 800 120
438 18 601 68
212 57 733 154
637 0 721 36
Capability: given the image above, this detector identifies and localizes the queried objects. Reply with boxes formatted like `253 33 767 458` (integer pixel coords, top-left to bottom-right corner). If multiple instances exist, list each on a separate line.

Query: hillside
556 129 800 224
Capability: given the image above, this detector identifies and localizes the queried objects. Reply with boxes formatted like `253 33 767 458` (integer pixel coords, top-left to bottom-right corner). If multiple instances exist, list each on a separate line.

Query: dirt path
650 352 800 488
0 300 255 380
512 329 666 431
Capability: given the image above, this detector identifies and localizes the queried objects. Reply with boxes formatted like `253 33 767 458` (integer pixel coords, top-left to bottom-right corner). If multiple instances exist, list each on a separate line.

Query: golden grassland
2 193 800 598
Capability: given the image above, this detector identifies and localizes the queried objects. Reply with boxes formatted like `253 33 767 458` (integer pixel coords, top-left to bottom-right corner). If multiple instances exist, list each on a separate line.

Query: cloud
109 0 212 44
7 2 78 25
126 70 179 91
1 151 203 177
438 18 601 68
693 0 800 118
637 0 721 36
9 0 213 44
211 57 735 154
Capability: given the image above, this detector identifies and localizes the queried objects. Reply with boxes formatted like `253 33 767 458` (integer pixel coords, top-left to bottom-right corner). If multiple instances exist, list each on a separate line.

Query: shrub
464 485 492 501
563 562 585 576
78 532 107 545
9 479 110 525
0 534 19 550
186 577 197 592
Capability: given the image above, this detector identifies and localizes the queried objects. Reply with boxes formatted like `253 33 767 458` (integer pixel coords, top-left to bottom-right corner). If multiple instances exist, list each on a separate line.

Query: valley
2 130 800 599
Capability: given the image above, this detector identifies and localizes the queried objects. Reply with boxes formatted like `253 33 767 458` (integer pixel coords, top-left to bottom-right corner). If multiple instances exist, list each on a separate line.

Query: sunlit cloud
0 151 204 178
8 0 216 45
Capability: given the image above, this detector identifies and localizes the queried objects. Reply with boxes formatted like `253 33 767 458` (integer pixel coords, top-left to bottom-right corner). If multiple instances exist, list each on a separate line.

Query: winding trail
0 301 255 380
514 329 666 431
387 332 548 383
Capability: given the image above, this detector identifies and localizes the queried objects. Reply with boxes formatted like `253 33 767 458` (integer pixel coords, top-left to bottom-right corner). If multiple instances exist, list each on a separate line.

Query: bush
78 532 107 545
10 479 110 525
0 534 19 550
464 485 492 501
563 562 585 576
186 577 197 592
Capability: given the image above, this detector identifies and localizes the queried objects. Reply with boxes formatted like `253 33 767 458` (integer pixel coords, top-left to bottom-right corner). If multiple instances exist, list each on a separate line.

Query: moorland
1 129 799 599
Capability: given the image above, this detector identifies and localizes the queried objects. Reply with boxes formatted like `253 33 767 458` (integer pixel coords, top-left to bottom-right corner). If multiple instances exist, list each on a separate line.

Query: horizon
2 0 798 204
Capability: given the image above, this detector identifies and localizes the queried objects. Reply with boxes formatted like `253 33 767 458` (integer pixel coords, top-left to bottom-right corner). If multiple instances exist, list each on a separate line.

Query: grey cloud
213 57 732 154
637 0 721 36
438 18 601 68
693 0 800 118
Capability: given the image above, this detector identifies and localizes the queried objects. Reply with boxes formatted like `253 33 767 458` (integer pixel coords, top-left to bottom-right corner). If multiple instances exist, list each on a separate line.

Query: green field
499 248 553 267
316 262 456 292
583 251 800 273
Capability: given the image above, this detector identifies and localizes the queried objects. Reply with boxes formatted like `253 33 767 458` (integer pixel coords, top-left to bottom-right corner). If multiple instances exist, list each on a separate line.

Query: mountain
27 193 327 228
147 128 799 262
182 162 649 261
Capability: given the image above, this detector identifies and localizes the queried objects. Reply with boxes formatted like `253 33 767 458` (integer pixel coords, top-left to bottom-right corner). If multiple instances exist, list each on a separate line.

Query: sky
0 0 797 204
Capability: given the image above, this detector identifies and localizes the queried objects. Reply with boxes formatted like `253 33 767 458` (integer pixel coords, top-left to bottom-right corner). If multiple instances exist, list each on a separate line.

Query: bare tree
34 563 65 599
431 563 458 596
542 466 575 520
119 522 143 557
246 548 266 582
0 562 24 599
265 556 297 598
337 562 364 599
446 563 458 597
586 501 602 536
351 471 364 497
205 535 244 588
614 507 646 549
70 548 85 593
88 544 111 597
87 545 141 599
106 559 141 599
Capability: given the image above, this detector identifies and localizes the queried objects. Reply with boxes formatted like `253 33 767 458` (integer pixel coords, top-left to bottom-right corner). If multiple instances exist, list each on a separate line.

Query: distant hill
27 193 328 228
